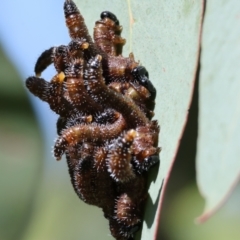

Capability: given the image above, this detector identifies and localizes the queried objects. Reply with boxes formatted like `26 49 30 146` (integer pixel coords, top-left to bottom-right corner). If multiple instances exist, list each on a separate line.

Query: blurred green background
1 40 240 240
0 44 112 240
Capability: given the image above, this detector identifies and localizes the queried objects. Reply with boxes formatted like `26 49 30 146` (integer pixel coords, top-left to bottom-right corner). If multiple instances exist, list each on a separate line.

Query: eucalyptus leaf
75 0 203 239
196 0 240 222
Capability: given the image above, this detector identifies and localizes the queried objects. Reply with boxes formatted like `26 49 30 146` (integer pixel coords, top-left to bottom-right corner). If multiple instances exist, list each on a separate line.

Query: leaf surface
75 0 203 238
196 0 240 222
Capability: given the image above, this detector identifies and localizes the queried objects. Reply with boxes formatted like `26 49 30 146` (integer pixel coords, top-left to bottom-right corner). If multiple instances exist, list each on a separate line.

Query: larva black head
64 0 79 17
132 66 149 81
132 66 156 101
100 11 119 25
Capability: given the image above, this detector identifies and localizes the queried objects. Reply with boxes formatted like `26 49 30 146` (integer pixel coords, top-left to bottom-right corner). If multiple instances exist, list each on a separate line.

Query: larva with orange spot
85 55 149 127
54 112 127 160
107 130 136 183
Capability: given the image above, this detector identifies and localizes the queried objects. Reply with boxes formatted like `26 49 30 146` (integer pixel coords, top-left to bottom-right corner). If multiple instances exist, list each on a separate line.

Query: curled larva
54 112 126 160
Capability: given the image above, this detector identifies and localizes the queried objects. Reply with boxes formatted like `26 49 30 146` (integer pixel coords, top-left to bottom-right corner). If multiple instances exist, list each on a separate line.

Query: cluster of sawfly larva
26 0 160 239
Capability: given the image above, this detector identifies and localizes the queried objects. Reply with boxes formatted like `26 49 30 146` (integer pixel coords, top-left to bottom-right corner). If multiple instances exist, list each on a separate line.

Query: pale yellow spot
82 42 89 49
57 72 65 83
86 115 93 123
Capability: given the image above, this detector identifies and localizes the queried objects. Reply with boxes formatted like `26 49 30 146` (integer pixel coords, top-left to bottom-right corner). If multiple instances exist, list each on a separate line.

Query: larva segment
65 76 103 113
106 53 139 83
64 0 98 57
131 121 161 173
94 11 126 56
85 55 149 127
26 73 71 116
107 130 136 183
34 47 54 77
109 217 140 240
108 81 155 119
64 58 104 114
94 147 108 173
93 146 116 212
54 112 127 160
34 39 89 77
71 155 96 203
115 193 141 227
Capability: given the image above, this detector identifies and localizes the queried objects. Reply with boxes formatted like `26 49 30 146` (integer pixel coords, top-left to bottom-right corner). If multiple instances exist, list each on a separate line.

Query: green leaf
0 46 43 240
74 0 203 239
196 0 240 222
